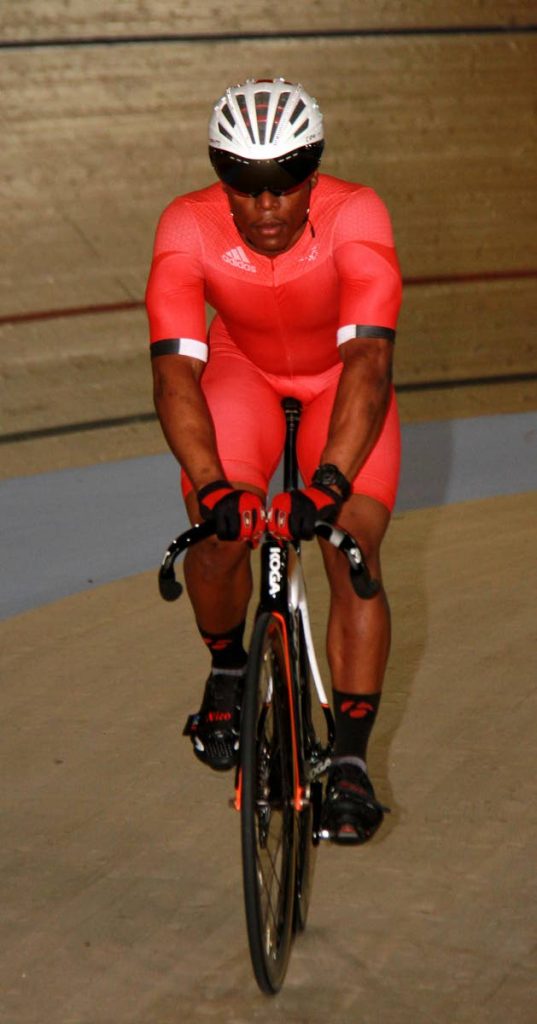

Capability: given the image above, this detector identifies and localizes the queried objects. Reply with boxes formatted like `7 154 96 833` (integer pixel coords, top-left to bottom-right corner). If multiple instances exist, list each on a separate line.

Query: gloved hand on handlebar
197 480 265 543
268 463 351 541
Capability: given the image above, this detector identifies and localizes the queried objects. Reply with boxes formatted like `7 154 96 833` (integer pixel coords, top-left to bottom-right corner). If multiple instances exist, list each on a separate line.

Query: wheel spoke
255 849 280 936
256 826 281 885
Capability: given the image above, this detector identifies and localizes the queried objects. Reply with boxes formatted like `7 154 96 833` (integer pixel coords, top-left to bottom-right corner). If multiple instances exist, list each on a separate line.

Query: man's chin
246 231 288 255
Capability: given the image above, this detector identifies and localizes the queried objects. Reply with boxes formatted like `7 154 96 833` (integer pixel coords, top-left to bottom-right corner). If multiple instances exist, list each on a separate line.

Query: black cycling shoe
183 671 244 772
320 760 388 845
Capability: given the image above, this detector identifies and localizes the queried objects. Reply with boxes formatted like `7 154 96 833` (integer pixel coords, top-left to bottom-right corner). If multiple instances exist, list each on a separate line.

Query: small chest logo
299 244 319 263
222 246 256 273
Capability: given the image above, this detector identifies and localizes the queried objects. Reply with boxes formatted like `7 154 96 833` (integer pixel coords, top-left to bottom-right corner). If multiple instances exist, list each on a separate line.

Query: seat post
281 397 302 492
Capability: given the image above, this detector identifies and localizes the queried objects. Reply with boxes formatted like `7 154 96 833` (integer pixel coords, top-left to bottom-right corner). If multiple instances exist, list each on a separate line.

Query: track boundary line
2 270 536 328
2 23 537 50
0 301 144 327
3 373 537 445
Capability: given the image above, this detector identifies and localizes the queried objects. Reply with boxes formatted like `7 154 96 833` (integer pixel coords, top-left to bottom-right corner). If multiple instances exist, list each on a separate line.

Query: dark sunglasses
230 180 308 198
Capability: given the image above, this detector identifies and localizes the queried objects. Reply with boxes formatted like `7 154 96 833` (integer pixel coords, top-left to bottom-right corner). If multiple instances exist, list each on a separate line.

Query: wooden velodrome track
1 3 536 1022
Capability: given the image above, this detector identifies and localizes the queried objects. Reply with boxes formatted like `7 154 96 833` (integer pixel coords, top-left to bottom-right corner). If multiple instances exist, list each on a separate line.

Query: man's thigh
181 348 286 497
297 384 401 513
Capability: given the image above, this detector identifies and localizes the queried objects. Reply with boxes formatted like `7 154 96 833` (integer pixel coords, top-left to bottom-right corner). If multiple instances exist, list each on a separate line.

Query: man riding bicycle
146 78 402 845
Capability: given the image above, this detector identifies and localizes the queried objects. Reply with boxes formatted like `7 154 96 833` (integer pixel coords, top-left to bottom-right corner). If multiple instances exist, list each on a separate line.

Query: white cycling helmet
209 78 324 194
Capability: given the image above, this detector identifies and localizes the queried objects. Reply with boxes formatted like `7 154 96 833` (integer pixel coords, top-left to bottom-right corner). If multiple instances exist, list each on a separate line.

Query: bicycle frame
233 534 334 816
287 546 332 723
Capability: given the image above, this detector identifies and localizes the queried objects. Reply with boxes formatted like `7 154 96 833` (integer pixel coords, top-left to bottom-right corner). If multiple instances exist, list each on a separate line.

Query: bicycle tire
294 801 315 933
293 616 318 933
240 612 297 994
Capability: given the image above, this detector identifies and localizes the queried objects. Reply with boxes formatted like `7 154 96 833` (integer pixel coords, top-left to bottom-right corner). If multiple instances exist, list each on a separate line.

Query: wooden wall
2 2 535 37
1 3 536 437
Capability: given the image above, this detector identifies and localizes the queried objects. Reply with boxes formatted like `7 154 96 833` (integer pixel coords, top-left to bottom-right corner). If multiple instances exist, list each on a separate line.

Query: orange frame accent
273 612 304 812
233 768 242 811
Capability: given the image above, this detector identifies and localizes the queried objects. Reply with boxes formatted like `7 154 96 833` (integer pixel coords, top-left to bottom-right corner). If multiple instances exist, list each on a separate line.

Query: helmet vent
294 118 309 137
221 103 236 127
289 99 306 124
269 91 291 143
236 94 255 143
255 91 271 144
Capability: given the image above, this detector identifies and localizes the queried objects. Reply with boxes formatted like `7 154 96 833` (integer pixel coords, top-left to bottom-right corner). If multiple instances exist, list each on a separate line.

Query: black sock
333 689 381 762
198 620 248 671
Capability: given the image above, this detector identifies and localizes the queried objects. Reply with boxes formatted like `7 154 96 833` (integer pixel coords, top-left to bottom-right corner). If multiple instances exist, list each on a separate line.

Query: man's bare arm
152 354 225 491
320 337 394 486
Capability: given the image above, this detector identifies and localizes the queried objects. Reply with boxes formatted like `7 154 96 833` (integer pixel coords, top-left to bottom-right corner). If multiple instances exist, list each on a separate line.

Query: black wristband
312 463 352 501
197 479 231 503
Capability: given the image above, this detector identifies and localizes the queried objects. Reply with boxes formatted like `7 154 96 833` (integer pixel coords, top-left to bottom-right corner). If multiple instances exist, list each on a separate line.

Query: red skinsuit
146 174 402 508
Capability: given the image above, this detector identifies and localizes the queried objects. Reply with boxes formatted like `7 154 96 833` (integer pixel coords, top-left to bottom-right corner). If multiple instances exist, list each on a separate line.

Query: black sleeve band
150 339 182 358
351 326 396 342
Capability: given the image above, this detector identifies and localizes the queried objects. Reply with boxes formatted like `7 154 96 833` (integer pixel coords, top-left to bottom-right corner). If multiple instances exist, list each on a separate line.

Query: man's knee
340 495 390 559
185 536 251 583
320 495 390 595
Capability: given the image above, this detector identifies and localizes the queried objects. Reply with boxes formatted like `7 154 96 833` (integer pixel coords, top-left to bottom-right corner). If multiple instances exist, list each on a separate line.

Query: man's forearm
320 340 393 484
152 356 225 490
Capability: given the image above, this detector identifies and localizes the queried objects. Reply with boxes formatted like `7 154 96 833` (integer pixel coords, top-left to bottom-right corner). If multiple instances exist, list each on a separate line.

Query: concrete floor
2 492 537 1023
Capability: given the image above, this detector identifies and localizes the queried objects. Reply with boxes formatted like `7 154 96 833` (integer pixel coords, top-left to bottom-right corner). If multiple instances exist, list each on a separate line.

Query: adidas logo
222 246 256 272
299 244 319 263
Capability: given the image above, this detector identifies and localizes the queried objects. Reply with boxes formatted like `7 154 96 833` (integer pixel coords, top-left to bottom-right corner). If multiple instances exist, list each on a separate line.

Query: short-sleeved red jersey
146 174 401 377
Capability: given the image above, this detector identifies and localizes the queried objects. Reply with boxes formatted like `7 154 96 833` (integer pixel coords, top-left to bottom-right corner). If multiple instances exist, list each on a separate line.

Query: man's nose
256 190 280 209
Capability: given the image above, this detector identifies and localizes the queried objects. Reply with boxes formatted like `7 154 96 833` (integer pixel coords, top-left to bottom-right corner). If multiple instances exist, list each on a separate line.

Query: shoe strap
331 754 368 774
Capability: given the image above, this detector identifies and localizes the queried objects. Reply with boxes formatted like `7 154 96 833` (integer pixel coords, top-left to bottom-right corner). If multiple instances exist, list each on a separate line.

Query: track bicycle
157 397 379 994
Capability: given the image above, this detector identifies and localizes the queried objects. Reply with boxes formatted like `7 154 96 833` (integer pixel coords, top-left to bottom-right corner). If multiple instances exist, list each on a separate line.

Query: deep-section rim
240 611 297 994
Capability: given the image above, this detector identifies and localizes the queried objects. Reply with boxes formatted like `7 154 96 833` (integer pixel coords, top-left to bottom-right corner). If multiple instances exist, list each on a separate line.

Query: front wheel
240 612 297 994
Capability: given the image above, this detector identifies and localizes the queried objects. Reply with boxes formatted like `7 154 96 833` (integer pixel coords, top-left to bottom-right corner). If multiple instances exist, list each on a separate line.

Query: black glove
268 463 351 540
197 480 265 543
268 484 342 540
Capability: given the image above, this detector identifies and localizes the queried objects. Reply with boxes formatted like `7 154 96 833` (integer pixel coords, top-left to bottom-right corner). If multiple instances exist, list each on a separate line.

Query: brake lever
314 522 381 600
158 521 216 601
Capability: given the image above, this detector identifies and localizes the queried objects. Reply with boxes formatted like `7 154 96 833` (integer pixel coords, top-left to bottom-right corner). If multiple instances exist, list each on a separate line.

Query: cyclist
146 78 402 845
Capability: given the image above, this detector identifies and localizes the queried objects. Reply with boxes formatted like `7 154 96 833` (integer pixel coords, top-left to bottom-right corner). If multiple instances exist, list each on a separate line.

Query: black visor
209 141 324 194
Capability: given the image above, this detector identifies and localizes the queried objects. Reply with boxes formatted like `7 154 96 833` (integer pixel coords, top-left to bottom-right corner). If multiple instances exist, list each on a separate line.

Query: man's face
224 175 317 256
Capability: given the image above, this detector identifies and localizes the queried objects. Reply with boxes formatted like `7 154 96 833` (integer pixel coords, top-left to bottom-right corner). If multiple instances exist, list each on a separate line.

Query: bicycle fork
233 539 333 820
